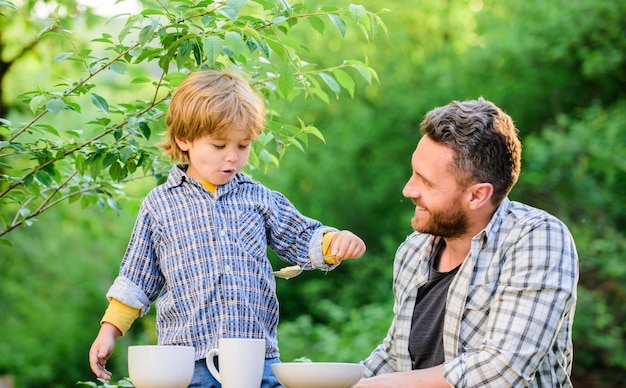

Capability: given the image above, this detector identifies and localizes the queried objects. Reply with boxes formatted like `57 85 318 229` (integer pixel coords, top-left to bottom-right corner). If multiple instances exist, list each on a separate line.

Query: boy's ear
175 137 190 151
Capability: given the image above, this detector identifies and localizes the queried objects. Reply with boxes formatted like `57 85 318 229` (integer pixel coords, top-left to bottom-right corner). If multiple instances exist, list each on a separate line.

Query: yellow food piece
324 256 338 265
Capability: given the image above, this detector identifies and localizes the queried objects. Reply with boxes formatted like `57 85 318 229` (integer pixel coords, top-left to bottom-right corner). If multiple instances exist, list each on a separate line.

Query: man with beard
354 98 578 387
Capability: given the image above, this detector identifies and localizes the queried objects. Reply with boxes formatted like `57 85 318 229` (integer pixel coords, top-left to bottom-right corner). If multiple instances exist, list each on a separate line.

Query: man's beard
411 199 469 238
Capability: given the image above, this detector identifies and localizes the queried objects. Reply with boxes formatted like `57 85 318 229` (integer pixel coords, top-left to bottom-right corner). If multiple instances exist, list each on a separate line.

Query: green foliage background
1 0 625 387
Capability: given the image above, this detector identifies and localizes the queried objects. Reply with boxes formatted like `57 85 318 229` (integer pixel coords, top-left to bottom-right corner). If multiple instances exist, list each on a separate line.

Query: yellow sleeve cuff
322 231 338 264
101 298 141 335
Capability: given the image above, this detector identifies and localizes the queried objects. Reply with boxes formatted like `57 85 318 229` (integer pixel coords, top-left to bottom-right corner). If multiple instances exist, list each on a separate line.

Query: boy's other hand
328 230 366 263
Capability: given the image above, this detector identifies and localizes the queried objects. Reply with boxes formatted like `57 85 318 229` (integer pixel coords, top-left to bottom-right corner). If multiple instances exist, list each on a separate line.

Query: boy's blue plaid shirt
106 165 337 361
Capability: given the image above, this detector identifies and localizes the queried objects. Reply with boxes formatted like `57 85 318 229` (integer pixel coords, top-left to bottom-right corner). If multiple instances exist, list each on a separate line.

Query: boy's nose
225 151 239 163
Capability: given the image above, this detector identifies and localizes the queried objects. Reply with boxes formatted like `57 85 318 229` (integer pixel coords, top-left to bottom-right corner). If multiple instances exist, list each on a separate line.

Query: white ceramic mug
128 345 195 388
206 338 265 388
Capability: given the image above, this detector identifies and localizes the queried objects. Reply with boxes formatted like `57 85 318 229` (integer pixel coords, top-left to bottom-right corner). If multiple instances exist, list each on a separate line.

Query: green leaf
327 14 346 37
333 68 355 97
35 169 53 186
75 381 98 387
140 8 165 16
138 22 157 47
224 31 246 57
29 95 47 114
118 16 137 42
302 123 325 143
176 40 193 69
34 124 59 137
221 0 248 20
139 122 151 140
310 87 329 104
242 26 262 42
203 36 224 67
103 153 118 168
371 13 389 36
75 153 86 174
65 101 81 113
107 197 122 213
250 38 270 58
219 8 238 20
0 0 17 12
319 72 341 96
126 159 137 173
89 157 103 178
66 129 83 138
113 128 123 141
91 33 113 44
46 98 65 115
109 161 125 181
90 93 110 114
288 137 305 152
264 37 288 61
119 146 135 162
109 62 127 75
133 46 162 64
307 15 325 35
272 16 288 25
164 72 189 87
53 52 73 63
23 173 33 186
347 60 375 84
0 238 12 247
131 77 152 83
278 66 296 98
158 54 171 73
349 4 367 23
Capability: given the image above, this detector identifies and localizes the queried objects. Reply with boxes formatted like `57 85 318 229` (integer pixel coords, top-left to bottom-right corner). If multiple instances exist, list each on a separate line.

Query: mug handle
206 348 221 383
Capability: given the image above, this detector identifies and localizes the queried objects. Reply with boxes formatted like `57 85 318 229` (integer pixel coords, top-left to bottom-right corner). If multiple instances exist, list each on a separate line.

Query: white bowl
128 345 195 388
272 362 365 388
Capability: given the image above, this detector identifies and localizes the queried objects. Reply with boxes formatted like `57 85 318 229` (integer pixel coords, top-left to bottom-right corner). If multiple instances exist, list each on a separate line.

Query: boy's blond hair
160 70 266 163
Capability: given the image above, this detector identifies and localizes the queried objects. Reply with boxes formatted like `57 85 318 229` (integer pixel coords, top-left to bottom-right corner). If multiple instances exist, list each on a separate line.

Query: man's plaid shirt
363 198 578 387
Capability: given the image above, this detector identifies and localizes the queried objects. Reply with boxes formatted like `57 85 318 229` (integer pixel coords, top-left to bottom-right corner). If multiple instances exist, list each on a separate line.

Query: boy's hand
326 230 366 264
89 322 122 381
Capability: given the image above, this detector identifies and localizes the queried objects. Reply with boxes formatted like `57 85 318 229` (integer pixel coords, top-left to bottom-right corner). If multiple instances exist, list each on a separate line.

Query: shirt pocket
463 283 497 337
236 206 267 258
465 283 497 311
461 283 497 346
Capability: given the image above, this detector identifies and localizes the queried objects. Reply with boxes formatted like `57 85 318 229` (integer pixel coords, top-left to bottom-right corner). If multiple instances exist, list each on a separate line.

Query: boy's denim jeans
188 357 282 388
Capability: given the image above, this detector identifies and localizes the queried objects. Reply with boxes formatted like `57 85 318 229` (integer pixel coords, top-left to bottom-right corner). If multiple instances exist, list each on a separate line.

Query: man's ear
467 183 493 210
175 137 190 151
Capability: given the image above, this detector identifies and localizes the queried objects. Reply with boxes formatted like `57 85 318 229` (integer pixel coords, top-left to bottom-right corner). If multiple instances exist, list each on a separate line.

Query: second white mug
206 338 265 388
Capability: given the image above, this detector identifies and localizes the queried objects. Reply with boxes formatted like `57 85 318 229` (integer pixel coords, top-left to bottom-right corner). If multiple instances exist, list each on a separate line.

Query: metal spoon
272 255 337 280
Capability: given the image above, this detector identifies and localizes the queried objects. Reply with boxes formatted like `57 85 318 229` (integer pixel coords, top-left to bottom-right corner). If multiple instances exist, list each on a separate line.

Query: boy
89 70 366 387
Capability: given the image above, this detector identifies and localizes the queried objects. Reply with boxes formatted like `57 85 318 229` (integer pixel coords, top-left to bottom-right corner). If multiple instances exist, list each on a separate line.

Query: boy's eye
213 144 226 149
239 143 251 149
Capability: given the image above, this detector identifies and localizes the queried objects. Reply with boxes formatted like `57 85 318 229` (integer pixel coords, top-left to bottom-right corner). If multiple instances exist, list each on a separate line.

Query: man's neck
436 238 470 272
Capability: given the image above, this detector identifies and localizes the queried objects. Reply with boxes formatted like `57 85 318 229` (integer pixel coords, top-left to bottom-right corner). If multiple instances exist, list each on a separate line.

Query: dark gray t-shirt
408 240 459 369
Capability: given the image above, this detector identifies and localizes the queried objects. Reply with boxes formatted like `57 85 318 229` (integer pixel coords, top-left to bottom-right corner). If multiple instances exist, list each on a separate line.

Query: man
355 98 578 387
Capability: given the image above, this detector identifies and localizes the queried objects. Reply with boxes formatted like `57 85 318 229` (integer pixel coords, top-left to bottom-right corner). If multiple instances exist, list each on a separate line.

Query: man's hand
353 366 450 388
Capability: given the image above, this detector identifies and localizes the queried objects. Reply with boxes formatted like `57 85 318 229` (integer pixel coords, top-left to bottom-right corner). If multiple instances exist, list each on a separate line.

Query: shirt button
228 300 235 306
224 265 231 272
219 230 226 236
